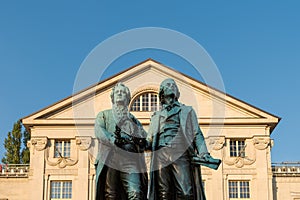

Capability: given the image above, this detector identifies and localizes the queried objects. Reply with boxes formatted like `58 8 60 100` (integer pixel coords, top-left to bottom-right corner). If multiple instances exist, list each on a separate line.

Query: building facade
0 59 298 200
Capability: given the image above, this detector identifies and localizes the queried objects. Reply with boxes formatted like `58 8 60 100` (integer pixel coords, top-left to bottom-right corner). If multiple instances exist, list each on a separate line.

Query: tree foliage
2 120 30 164
21 129 30 164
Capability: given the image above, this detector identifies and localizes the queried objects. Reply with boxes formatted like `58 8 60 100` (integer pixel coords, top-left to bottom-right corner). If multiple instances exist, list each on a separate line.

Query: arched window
130 92 160 111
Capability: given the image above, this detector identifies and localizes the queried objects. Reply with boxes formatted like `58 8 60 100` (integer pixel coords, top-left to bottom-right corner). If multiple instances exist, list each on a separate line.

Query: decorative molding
88 153 96 165
31 137 48 151
45 147 79 168
44 140 79 168
265 126 271 135
234 157 245 168
130 85 159 99
208 136 225 150
224 154 256 168
223 139 256 168
223 169 257 175
76 136 92 151
88 138 99 165
253 137 270 150
45 169 78 176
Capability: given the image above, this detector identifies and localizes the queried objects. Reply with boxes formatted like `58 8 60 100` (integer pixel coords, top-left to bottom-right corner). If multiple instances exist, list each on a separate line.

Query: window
229 180 250 199
230 139 246 157
142 94 149 111
50 181 72 199
229 181 238 198
150 93 158 111
54 140 71 158
239 181 250 198
130 92 159 111
131 95 140 111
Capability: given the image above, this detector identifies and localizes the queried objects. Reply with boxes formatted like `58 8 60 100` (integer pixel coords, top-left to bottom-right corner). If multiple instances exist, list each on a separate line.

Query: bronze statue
147 78 221 200
94 83 148 200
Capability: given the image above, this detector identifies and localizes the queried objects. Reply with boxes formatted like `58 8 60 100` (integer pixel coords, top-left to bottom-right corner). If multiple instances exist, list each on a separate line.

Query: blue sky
0 1 299 163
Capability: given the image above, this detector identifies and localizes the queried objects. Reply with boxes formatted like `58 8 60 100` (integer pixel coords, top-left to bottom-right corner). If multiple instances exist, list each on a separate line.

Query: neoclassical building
0 59 299 200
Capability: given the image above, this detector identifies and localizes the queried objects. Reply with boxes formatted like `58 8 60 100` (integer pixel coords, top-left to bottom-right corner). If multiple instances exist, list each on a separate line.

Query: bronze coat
94 109 148 200
148 105 207 200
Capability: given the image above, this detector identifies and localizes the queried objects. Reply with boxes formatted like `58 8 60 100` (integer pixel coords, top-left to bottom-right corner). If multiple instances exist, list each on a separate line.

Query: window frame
229 139 246 158
130 92 160 112
228 180 250 199
54 140 71 158
50 180 72 200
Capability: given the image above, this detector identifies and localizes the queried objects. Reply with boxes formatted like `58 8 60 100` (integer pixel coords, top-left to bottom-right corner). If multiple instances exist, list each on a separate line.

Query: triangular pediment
21 59 280 133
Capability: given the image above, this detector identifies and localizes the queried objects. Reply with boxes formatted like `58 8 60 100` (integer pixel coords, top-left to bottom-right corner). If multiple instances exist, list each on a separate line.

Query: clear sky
0 1 299 163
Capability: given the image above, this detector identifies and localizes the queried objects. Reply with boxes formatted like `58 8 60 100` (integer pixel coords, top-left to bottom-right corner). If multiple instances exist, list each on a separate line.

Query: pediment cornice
21 59 280 133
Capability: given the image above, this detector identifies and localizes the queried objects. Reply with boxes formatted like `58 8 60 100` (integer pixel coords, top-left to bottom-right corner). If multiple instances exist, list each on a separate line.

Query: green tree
21 129 30 164
2 120 30 164
2 121 22 164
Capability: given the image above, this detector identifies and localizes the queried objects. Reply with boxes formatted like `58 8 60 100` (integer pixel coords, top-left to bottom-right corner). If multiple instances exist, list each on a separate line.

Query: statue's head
159 78 180 105
110 82 131 106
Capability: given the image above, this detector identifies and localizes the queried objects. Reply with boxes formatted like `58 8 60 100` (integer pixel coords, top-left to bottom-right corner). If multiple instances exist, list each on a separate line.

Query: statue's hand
114 136 138 152
192 153 222 170
114 133 133 146
133 137 146 148
201 153 212 161
114 137 125 147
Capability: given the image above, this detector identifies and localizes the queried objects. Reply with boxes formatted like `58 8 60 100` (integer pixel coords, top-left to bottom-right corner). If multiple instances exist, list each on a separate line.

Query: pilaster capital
31 136 48 151
208 136 225 150
75 136 92 151
253 136 270 150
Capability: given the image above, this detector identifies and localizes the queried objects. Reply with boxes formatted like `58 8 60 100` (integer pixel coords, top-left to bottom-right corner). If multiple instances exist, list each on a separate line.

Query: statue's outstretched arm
190 109 208 155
